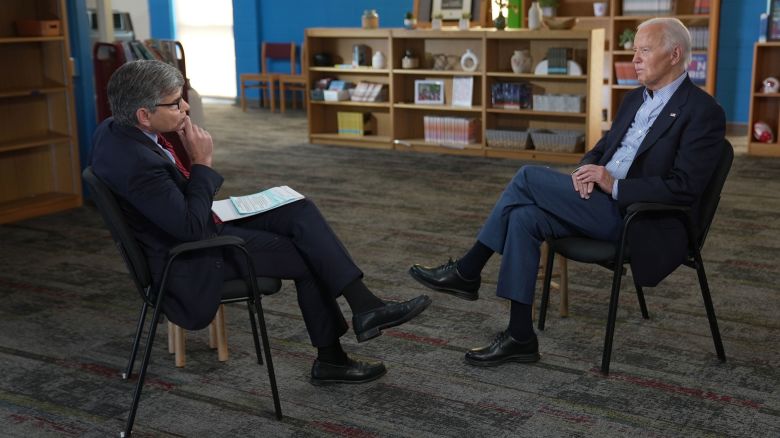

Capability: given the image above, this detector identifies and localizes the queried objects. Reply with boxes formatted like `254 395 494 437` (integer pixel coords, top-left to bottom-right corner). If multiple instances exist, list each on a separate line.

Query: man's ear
135 107 153 130
670 45 682 65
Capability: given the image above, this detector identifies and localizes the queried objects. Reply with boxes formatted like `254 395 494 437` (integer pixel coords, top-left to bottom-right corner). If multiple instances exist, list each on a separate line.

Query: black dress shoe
409 258 480 301
464 331 540 367
352 295 431 343
310 357 387 385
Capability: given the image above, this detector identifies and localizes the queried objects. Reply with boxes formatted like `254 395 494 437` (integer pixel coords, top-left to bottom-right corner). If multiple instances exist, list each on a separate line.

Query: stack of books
689 27 710 50
423 116 479 147
693 0 710 14
350 81 387 102
622 0 673 15
337 112 373 136
546 48 569 75
614 62 639 85
491 82 532 109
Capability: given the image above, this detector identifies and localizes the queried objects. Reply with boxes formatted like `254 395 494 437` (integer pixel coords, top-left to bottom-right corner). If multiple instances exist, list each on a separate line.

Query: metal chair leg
538 247 556 330
693 253 726 362
247 301 264 365
121 303 164 437
254 297 282 419
601 262 625 375
123 302 148 380
633 279 649 319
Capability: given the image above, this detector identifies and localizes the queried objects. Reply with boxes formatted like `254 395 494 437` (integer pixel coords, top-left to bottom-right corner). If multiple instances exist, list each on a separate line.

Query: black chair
82 167 283 436
538 139 733 375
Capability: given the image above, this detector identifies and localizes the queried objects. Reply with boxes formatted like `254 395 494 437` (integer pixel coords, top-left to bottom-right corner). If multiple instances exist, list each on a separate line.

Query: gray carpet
0 103 778 437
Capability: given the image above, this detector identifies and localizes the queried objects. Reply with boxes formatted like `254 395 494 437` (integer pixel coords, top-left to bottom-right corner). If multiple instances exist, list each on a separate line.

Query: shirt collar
643 71 688 103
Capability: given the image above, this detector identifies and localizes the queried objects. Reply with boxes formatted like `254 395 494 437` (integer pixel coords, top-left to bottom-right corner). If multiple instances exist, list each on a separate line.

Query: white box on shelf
323 90 350 101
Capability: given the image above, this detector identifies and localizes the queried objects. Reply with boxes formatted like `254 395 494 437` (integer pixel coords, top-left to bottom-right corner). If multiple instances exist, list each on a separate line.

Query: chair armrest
626 202 691 216
168 235 247 257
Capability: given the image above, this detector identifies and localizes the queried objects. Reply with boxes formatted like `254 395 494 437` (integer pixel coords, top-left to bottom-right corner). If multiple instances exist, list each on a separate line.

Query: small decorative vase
459 18 470 30
372 50 385 69
362 9 379 29
460 49 479 72
510 49 531 74
528 2 543 30
623 41 633 50
402 49 419 69
494 11 506 30
403 17 416 29
431 18 443 30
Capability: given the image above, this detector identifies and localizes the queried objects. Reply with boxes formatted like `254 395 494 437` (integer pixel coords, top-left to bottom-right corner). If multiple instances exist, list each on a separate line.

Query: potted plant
404 11 416 29
619 28 636 50
459 12 471 30
432 13 443 30
539 0 559 17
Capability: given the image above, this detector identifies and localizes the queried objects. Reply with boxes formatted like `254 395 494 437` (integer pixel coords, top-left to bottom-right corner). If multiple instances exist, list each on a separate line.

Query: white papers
211 186 304 222
452 76 474 107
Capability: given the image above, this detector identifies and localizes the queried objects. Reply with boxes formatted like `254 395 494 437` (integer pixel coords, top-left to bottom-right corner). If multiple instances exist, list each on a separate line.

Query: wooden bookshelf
0 0 82 224
747 42 780 157
305 27 604 163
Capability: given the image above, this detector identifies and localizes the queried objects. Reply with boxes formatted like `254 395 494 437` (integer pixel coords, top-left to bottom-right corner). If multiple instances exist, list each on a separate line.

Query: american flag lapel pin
670 112 677 118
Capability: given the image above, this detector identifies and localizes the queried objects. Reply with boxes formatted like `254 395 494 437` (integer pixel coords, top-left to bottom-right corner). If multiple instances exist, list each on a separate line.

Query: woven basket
486 129 530 150
530 129 584 153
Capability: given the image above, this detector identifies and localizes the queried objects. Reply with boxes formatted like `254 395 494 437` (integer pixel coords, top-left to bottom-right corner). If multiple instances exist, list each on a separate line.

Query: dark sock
508 300 535 342
456 240 494 280
317 341 349 365
341 278 385 314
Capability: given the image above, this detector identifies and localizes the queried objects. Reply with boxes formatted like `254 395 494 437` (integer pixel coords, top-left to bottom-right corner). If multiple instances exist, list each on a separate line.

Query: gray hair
107 60 184 127
638 17 692 67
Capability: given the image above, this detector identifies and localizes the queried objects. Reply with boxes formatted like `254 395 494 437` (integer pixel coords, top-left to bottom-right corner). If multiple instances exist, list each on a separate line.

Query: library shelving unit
305 27 604 164
747 41 780 157
553 0 721 129
0 0 82 224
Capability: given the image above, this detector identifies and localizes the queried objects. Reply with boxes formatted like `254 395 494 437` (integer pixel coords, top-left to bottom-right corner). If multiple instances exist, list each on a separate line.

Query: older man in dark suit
410 17 726 366
91 60 430 385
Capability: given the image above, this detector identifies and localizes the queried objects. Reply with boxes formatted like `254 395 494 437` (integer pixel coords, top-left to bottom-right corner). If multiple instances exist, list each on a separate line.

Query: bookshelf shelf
747 42 780 157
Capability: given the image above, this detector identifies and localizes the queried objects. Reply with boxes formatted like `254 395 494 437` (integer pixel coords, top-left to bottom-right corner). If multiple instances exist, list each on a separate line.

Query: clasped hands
571 164 614 199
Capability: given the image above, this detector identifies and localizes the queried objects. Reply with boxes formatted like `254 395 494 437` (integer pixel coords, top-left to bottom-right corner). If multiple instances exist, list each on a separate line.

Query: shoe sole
310 368 388 386
464 353 541 367
408 267 479 301
355 296 432 343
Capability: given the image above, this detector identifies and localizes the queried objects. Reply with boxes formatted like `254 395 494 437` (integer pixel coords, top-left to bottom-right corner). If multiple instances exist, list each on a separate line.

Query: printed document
211 186 304 222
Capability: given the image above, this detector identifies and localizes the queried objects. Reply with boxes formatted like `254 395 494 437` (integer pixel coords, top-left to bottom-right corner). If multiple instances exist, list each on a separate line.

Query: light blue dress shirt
606 71 688 199
142 129 176 164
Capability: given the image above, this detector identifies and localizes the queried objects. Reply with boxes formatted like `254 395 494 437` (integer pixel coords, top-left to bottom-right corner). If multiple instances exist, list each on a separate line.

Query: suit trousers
477 165 623 304
219 198 362 347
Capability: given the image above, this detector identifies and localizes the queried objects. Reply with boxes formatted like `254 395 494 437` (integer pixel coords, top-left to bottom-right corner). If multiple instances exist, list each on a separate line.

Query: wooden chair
167 304 229 367
239 42 295 112
277 42 307 113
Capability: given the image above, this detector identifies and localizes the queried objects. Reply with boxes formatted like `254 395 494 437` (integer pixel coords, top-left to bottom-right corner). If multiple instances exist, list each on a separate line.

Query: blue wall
149 0 176 39
716 0 768 123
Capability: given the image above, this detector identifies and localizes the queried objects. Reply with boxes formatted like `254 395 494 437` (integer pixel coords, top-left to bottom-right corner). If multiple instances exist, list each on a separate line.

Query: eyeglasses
154 97 183 110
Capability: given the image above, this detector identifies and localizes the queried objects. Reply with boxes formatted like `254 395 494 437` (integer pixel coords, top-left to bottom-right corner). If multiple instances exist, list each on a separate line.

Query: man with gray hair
410 18 726 366
91 60 431 385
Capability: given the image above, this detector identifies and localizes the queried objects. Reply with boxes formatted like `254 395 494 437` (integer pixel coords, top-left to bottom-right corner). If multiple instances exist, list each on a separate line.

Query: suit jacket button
215 261 222 268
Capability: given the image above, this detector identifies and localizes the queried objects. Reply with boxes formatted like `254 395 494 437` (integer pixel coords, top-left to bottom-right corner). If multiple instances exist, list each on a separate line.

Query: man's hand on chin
177 116 213 167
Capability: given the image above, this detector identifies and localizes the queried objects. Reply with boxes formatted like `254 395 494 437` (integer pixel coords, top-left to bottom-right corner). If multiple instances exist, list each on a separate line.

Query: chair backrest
261 42 296 75
83 167 154 303
696 139 734 248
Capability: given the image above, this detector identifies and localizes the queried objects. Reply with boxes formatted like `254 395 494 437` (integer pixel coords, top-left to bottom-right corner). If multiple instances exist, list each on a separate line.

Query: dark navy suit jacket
91 118 226 330
580 76 726 286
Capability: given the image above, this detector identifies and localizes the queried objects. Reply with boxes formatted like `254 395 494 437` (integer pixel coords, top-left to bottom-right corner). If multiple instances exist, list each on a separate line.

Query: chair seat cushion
549 237 630 264
222 277 282 301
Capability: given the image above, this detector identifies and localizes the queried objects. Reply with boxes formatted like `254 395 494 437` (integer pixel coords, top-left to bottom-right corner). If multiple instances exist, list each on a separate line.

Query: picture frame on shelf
432 0 472 20
415 79 446 105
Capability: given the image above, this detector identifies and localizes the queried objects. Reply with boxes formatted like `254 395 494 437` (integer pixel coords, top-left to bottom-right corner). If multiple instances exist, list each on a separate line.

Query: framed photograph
769 0 780 41
432 0 473 20
415 79 445 105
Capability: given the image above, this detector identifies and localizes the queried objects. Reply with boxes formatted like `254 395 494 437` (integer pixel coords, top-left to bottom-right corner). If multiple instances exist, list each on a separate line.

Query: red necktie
157 134 190 178
157 134 222 224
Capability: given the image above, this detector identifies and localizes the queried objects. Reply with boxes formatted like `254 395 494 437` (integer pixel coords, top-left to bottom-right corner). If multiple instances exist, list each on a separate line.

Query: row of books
423 116 479 147
689 27 710 50
547 48 569 75
337 111 374 136
491 82 532 110
622 0 673 15
614 62 639 85
119 39 180 67
350 81 387 102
